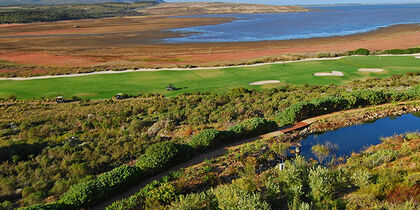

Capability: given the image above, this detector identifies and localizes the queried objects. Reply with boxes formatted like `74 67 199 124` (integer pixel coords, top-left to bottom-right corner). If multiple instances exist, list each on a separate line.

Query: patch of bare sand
358 68 384 72
249 80 280 85
313 71 344 77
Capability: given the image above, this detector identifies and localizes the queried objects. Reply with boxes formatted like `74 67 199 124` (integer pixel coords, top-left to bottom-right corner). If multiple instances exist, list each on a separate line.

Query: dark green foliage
312 97 349 115
345 90 388 106
276 102 315 126
136 142 192 174
0 2 157 23
382 48 420 55
58 166 142 208
189 118 277 151
0 143 47 163
408 85 420 99
97 166 143 196
107 179 176 210
229 118 278 138
59 180 104 207
188 129 224 151
20 203 68 210
276 89 402 126
348 48 370 56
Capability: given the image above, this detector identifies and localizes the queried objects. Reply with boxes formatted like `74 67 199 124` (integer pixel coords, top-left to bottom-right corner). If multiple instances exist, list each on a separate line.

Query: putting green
1 56 419 99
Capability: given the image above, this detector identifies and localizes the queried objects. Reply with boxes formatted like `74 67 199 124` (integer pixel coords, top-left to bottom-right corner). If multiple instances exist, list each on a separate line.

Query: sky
165 0 420 5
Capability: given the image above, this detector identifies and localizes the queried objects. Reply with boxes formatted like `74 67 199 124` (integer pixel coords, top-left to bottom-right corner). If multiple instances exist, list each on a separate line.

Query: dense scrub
0 2 157 24
1 73 419 208
107 131 420 210
276 86 420 126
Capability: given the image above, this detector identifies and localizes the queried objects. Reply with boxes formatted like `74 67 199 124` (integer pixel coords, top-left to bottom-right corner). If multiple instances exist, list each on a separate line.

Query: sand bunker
313 71 344 77
415 56 420 59
358 68 384 72
249 80 280 85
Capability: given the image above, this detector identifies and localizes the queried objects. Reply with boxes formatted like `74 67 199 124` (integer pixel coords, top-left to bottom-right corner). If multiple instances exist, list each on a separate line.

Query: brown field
1 13 420 76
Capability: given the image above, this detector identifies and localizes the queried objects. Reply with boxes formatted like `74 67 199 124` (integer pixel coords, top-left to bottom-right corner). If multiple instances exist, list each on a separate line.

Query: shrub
188 129 223 151
408 85 420 99
20 203 68 210
97 166 143 196
276 102 315 126
345 90 388 106
351 169 373 189
136 142 192 174
59 180 105 207
382 48 420 55
364 149 399 168
278 156 311 205
229 118 278 137
348 48 370 55
170 191 217 210
309 166 336 202
144 182 177 207
212 184 271 210
312 97 349 115
59 166 142 208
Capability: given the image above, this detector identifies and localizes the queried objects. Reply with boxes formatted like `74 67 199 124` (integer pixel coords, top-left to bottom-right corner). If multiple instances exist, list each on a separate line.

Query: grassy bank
1 55 420 100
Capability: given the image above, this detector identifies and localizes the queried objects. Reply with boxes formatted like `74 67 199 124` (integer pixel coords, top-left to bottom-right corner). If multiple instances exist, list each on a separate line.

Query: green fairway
1 55 420 99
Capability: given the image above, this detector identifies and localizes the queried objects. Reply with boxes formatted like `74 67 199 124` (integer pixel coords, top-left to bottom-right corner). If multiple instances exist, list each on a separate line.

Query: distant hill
0 0 164 6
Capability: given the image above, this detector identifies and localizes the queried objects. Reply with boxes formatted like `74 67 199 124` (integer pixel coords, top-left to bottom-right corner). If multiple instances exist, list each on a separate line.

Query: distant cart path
94 101 417 209
1 54 419 81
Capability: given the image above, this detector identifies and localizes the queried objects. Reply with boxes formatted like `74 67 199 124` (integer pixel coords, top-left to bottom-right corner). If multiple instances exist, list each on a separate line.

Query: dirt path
1 54 419 81
94 101 419 209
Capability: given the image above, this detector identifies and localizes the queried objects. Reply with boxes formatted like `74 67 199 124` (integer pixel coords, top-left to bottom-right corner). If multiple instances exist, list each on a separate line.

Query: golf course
1 55 420 99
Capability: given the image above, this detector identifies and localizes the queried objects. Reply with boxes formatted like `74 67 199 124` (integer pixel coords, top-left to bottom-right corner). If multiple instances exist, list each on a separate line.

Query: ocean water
163 4 420 43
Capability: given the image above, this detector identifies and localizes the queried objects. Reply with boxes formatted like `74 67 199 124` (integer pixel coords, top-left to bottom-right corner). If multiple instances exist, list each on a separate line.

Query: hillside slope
139 2 311 16
0 0 164 6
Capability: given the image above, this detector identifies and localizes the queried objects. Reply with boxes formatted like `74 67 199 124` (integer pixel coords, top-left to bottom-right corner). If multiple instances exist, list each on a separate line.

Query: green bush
276 102 315 126
170 191 217 210
309 166 336 203
136 142 192 174
345 90 388 106
59 166 142 208
59 180 105 207
229 118 278 137
188 129 223 151
408 85 420 99
382 48 420 54
212 184 271 210
97 166 143 196
348 48 370 55
312 97 349 115
20 203 68 210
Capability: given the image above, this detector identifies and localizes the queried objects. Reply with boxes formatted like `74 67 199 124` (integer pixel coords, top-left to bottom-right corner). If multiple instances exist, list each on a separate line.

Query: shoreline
162 22 420 44
1 21 420 76
1 54 419 81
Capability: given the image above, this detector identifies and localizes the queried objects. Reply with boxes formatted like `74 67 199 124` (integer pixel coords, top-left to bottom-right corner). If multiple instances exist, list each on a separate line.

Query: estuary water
300 113 420 161
164 4 420 43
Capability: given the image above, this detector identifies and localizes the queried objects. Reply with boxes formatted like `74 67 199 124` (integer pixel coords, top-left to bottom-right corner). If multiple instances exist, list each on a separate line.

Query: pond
300 112 420 161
